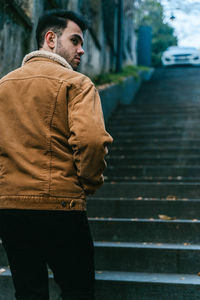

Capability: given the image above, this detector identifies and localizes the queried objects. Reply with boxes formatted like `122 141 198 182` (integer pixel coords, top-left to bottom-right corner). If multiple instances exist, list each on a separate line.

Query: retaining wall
99 68 154 122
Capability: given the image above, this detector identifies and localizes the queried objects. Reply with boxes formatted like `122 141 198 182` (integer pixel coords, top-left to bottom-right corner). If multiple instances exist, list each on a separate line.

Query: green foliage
134 0 178 66
92 65 149 86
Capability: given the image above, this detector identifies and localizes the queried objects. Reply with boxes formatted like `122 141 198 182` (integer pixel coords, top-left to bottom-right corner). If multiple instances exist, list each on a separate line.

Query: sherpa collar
22 50 73 70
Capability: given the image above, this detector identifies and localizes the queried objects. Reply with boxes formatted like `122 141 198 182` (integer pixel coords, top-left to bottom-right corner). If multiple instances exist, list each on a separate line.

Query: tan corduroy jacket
0 51 113 211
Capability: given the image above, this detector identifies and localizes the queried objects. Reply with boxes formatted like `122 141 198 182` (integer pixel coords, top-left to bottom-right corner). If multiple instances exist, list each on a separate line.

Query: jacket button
70 200 75 208
61 201 67 208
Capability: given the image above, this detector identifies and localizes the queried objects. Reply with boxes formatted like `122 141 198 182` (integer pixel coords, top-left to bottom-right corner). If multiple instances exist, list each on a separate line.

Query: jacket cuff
80 177 104 195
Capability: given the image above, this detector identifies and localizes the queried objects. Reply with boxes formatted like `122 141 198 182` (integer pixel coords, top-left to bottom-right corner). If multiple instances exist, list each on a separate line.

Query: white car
161 46 200 66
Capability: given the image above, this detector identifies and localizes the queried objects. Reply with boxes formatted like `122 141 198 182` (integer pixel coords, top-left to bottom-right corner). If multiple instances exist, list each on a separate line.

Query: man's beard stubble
56 39 77 71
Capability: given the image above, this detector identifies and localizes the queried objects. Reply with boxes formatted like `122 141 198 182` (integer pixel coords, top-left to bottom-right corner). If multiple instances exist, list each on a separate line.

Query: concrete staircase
2 67 200 299
88 67 200 299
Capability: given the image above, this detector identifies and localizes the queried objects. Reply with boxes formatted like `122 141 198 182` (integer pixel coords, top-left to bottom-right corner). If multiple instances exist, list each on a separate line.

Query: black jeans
0 209 95 300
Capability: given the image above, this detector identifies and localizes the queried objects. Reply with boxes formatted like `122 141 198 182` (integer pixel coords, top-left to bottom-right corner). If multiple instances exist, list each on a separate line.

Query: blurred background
0 0 199 78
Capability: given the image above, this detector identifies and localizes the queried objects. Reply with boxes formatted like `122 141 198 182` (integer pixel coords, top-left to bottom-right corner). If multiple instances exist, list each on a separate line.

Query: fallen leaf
158 214 176 220
166 195 177 200
197 272 200 276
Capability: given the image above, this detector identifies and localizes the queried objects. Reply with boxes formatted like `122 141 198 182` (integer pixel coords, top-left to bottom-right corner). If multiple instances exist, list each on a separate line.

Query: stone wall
0 0 137 78
0 0 32 77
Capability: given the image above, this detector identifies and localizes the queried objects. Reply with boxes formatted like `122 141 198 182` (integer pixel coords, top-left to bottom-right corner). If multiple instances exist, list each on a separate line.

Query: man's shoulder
0 67 22 84
67 71 94 90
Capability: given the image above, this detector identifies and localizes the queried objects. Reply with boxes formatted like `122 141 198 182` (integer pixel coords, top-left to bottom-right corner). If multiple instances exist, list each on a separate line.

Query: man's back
0 52 112 211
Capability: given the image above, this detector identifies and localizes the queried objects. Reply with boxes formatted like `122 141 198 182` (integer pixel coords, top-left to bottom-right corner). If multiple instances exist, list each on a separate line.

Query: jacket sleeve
67 77 113 195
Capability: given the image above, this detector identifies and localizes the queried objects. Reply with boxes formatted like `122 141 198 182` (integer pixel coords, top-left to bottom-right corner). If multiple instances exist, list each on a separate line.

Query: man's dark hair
36 10 88 49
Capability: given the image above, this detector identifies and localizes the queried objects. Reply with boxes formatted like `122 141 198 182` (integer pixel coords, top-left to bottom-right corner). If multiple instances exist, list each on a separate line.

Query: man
0 9 113 300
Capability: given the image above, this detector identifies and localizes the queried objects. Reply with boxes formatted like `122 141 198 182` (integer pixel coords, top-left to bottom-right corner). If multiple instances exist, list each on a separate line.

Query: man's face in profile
56 20 85 70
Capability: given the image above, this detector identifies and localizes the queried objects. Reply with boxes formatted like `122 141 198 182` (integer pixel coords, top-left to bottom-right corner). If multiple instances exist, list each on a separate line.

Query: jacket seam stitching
0 195 85 199
48 81 63 195
0 77 69 86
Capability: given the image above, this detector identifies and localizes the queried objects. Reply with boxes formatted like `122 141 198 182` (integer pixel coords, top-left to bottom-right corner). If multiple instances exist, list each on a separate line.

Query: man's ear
45 31 57 50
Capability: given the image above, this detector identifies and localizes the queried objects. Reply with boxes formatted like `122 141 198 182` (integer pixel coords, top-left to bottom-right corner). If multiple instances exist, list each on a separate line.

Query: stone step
116 108 200 113
134 98 200 105
94 242 200 274
87 198 200 219
117 103 200 109
112 127 200 137
2 240 200 275
4 266 200 300
108 119 192 126
112 107 200 114
107 125 200 132
111 115 200 122
104 165 200 177
104 176 200 183
109 147 200 156
113 137 200 142
108 113 191 121
114 108 200 115
106 155 200 166
135 91 199 101
6 265 198 300
110 129 200 137
94 182 200 199
131 103 200 109
112 139 200 147
95 270 200 300
89 218 200 244
0 267 60 300
2 268 200 300
109 114 200 121
111 133 200 140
